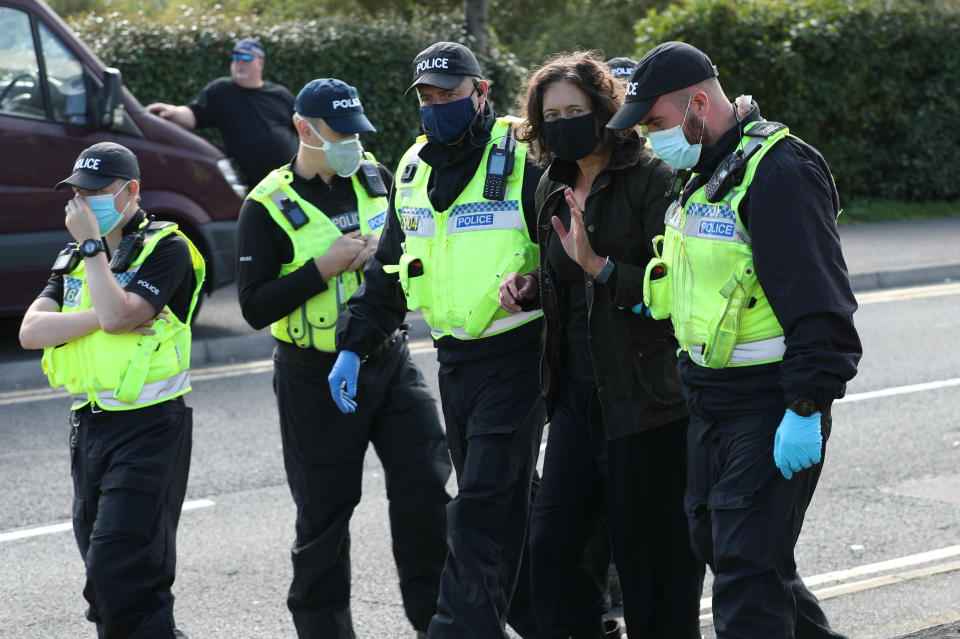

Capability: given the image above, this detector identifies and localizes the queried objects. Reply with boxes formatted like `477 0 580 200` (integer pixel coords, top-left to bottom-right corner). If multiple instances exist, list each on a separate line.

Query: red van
0 0 246 317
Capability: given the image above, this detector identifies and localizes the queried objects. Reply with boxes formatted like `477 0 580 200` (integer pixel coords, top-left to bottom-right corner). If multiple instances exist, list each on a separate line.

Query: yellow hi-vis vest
249 158 388 352
386 116 542 340
42 220 206 411
643 121 799 369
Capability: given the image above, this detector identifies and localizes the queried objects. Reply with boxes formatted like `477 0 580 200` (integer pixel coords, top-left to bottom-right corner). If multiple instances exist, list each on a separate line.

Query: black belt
274 326 407 367
72 395 185 418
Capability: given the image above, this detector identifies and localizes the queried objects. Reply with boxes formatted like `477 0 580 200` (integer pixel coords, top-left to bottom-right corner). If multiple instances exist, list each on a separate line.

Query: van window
0 7 43 120
38 22 86 125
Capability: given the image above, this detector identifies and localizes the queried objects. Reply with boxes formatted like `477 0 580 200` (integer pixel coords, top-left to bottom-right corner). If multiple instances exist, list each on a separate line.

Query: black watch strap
788 397 819 417
80 238 105 258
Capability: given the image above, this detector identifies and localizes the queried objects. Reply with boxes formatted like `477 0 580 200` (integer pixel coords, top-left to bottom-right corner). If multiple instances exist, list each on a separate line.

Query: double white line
696 544 960 623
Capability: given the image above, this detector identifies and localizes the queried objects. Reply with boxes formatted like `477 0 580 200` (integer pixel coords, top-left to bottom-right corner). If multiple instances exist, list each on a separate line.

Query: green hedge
68 9 526 172
635 0 960 202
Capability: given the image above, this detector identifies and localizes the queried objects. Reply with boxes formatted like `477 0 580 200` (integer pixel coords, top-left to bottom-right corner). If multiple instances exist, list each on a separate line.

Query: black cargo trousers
273 331 452 639
428 359 551 639
684 387 847 639
71 396 192 639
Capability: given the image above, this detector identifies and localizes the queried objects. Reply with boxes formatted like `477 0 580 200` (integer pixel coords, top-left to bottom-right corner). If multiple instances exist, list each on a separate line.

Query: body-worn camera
52 244 80 275
281 198 309 230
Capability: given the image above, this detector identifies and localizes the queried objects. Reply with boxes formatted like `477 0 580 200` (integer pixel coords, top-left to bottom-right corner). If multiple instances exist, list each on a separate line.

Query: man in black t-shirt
147 38 299 187
19 142 202 639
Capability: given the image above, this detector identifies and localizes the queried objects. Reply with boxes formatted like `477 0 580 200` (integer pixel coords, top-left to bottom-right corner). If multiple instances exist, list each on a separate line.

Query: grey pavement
2 215 958 391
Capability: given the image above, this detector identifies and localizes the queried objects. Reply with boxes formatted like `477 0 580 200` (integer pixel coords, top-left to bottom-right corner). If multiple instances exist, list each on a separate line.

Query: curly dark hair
518 51 635 166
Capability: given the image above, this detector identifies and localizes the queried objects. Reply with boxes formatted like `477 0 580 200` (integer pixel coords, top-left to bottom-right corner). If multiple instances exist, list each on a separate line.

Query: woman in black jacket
499 52 703 639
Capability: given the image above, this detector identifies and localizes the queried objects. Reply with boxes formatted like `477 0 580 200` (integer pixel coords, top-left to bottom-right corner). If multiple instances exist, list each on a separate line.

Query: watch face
81 239 101 257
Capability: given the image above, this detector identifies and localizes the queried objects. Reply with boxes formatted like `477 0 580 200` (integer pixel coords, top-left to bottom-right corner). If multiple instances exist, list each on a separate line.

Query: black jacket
533 133 689 440
677 102 862 413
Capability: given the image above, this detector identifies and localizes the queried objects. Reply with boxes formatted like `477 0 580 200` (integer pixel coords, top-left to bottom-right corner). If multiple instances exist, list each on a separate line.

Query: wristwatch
594 257 615 284
79 238 105 258
787 397 819 417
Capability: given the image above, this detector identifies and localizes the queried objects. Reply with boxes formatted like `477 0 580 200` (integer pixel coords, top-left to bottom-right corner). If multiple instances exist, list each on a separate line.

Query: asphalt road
1 282 959 638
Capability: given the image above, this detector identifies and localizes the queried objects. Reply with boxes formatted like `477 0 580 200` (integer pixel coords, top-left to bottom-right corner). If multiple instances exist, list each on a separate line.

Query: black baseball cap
55 142 140 191
606 41 718 130
233 38 265 58
605 56 638 80
406 41 483 96
295 78 376 135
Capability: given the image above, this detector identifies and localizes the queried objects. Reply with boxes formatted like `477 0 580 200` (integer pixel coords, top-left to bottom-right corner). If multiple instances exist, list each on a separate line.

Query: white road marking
836 377 960 404
857 281 960 305
0 499 215 543
695 545 960 621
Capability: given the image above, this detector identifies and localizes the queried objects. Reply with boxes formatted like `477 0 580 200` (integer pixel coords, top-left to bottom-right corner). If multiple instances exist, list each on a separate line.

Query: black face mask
543 112 599 161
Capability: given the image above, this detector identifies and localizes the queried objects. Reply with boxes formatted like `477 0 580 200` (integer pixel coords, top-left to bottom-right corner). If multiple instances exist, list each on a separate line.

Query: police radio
358 160 389 198
483 124 516 201
703 151 748 203
51 243 80 275
280 197 309 230
109 215 156 273
704 120 786 203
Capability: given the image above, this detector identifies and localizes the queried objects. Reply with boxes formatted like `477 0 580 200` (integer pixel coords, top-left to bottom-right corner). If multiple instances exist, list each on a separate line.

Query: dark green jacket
532 133 688 440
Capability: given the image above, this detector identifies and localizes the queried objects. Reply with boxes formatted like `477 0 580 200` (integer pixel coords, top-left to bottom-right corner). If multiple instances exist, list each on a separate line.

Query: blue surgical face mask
647 97 703 169
420 93 479 144
85 180 131 235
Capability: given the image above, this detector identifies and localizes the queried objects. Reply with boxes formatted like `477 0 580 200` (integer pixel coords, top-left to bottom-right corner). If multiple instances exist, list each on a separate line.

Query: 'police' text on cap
295 78 376 135
606 41 718 130
605 56 638 80
406 41 483 96
55 142 140 192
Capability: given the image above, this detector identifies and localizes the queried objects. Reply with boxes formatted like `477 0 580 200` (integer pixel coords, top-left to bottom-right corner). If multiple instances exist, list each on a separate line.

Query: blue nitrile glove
773 409 823 480
328 350 361 414
631 302 652 317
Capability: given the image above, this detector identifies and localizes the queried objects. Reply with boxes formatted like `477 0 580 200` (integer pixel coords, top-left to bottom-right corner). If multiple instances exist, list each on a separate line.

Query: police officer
328 43 549 639
604 56 637 84
235 78 451 639
19 142 204 639
607 42 862 638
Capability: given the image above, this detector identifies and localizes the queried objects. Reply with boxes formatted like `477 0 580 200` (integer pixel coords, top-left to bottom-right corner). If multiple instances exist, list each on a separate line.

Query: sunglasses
232 53 255 62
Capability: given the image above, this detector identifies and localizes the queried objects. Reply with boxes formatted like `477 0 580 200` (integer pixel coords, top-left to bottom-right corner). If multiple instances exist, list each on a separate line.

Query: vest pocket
386 253 429 312
643 257 672 320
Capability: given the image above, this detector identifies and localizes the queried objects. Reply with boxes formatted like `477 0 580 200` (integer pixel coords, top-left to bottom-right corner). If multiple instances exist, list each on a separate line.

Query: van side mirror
100 68 124 129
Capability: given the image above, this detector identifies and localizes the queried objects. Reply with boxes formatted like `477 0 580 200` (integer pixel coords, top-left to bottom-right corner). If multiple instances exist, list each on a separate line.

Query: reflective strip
689 336 785 365
430 310 541 340
447 200 524 235
682 201 750 244
398 207 435 237
84 370 192 409
367 208 388 231
62 276 84 307
267 188 287 211
664 200 682 231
